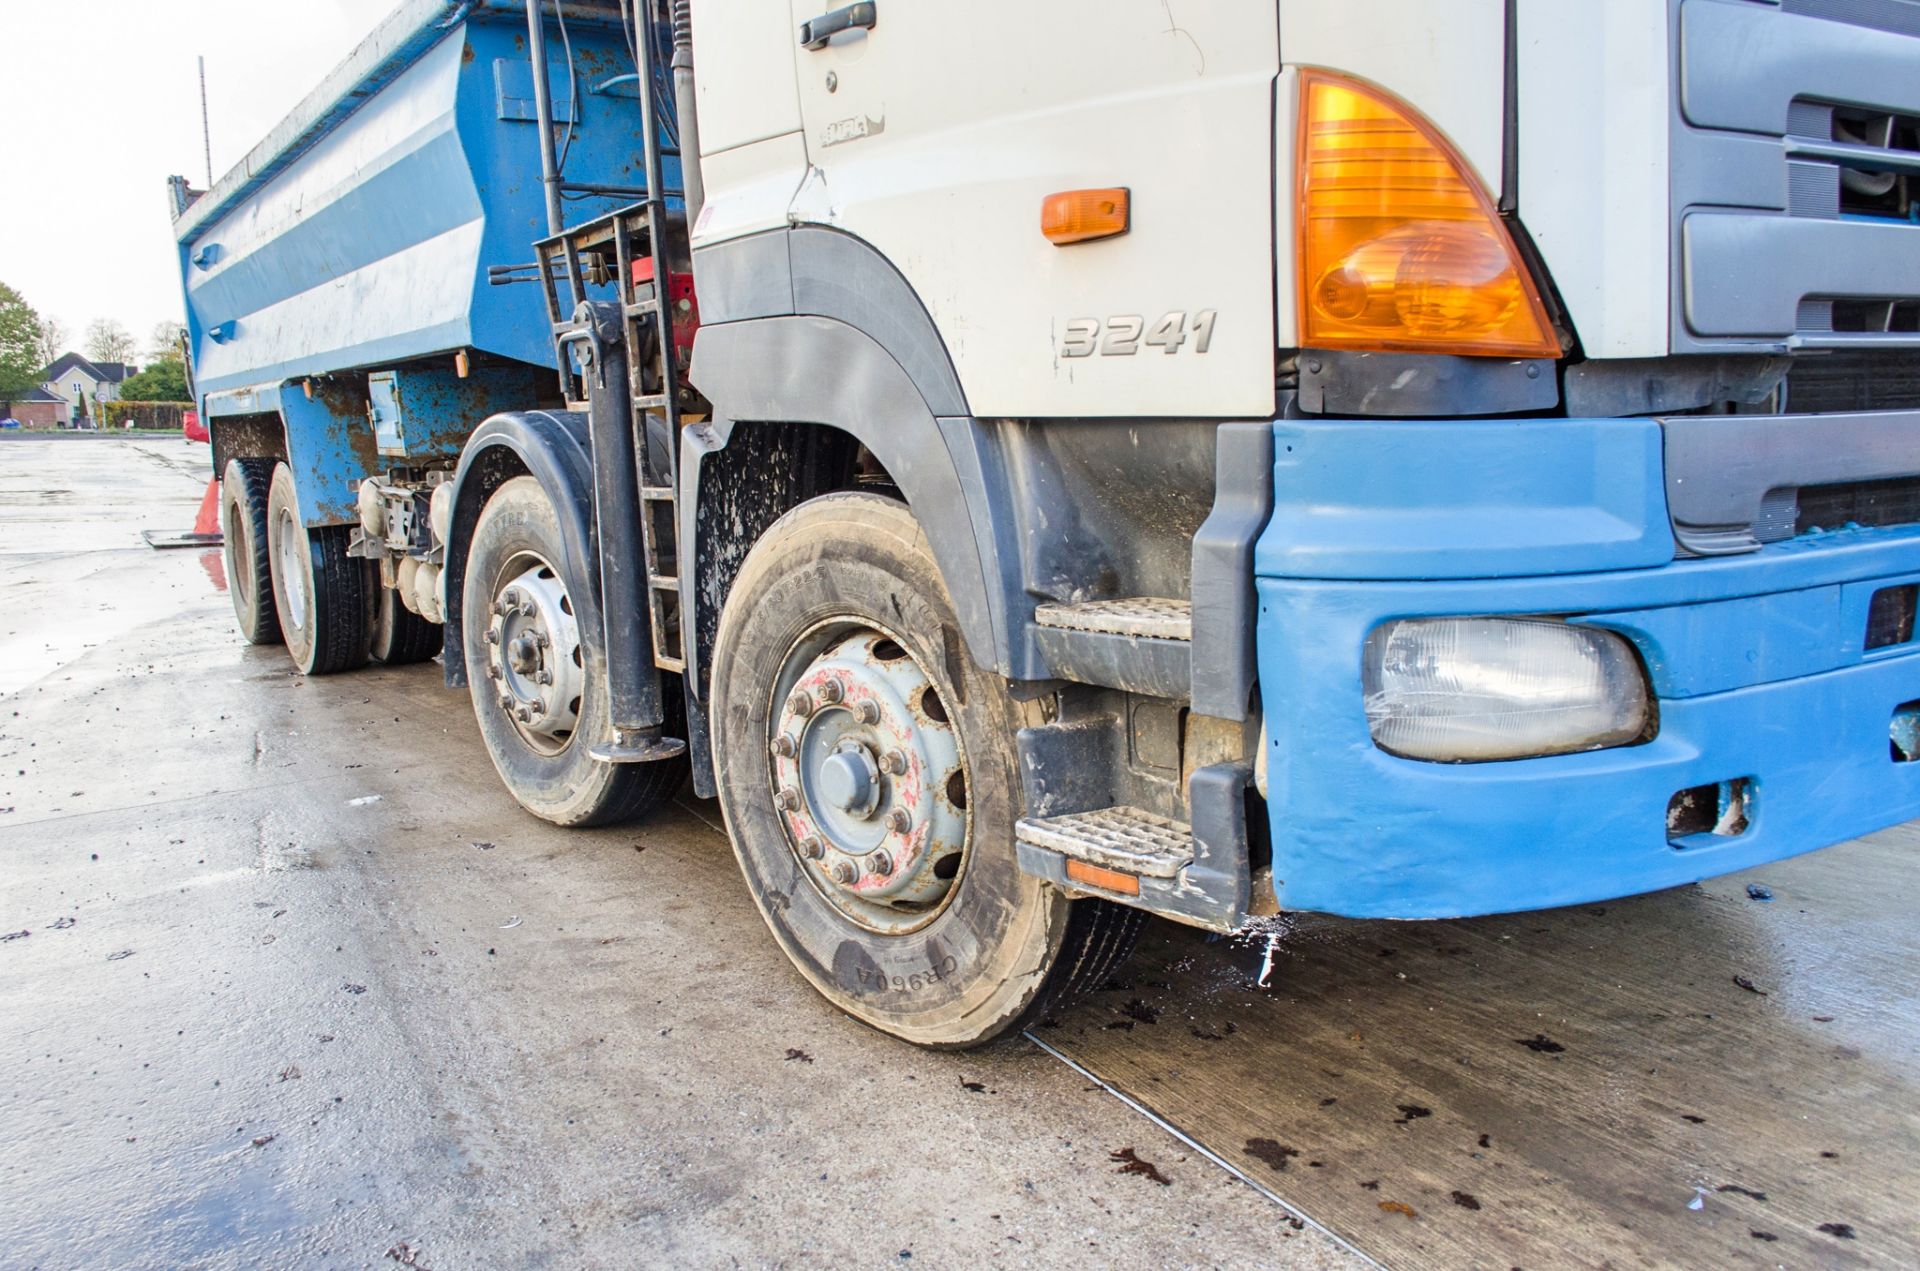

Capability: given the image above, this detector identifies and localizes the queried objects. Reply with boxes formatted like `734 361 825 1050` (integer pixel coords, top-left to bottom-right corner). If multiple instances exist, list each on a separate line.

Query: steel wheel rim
222 494 250 609
766 618 972 937
275 506 307 632
483 552 585 756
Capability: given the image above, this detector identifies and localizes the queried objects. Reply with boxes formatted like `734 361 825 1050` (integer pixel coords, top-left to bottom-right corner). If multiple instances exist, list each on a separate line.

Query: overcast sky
0 0 394 363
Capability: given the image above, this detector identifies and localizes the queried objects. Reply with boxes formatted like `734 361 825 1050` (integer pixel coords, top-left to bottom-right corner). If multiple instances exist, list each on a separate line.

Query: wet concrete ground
0 438 1355 1269
5 436 1917 1269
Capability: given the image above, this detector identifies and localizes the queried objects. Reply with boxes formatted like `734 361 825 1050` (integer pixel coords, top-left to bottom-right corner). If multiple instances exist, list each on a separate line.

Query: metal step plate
1015 806 1196 879
1033 597 1192 642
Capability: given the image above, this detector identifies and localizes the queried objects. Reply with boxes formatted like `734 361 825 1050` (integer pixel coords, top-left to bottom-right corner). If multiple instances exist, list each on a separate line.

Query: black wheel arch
686 322 1016 692
684 227 1034 802
441 410 604 689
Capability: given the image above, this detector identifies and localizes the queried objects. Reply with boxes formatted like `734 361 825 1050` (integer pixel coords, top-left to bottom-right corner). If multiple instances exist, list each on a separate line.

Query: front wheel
711 493 1143 1048
462 475 683 826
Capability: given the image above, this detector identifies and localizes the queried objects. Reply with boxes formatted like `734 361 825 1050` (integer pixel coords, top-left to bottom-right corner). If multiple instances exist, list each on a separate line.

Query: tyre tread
223 458 282 645
305 524 371 675
1021 901 1148 1028
369 586 442 666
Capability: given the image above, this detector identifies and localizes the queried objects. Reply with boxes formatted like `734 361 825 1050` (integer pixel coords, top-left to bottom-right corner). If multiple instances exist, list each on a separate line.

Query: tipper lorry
172 0 1920 1046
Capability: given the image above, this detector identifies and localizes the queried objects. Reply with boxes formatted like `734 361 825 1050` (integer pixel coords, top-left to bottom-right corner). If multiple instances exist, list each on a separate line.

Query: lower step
1034 597 1192 641
1014 805 1195 879
1031 598 1194 697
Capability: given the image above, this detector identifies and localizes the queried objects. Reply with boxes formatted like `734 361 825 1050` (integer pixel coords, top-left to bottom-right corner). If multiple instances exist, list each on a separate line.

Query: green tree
117 359 191 402
0 283 46 417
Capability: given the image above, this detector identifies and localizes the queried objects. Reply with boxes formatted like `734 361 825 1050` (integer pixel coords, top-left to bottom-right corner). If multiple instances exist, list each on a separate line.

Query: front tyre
711 493 1142 1048
461 475 682 827
265 463 369 675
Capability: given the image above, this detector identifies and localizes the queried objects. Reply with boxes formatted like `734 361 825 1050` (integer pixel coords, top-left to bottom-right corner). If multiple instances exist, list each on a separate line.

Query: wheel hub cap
771 629 968 928
818 742 880 816
486 563 584 744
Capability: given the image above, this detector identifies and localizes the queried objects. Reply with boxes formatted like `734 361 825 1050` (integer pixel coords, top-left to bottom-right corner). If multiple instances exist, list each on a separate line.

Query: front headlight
1362 618 1651 762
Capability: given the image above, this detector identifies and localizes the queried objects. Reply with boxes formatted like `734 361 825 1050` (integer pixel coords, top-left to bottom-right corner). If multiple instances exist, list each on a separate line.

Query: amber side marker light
1297 70 1559 357
1064 858 1141 896
1042 187 1130 245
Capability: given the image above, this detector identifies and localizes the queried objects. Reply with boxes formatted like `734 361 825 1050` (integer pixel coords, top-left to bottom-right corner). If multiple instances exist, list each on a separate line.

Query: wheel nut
497 694 514 710
513 705 531 723
775 785 800 811
855 699 881 725
886 808 911 834
536 670 553 685
867 850 893 876
817 680 844 705
484 628 500 644
882 750 907 775
829 858 859 886
797 835 825 860
770 733 797 759
486 663 502 680
787 690 814 718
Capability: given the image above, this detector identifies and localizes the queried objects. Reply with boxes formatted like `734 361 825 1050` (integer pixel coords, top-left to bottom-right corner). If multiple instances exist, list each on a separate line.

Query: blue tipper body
1252 417 1920 919
172 0 671 525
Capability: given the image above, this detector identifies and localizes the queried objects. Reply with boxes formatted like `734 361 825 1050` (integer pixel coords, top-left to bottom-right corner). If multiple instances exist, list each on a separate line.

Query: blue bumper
1253 418 1920 919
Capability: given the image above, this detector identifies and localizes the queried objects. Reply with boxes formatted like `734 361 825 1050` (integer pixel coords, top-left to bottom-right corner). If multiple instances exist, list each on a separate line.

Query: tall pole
523 1 566 236
198 55 213 188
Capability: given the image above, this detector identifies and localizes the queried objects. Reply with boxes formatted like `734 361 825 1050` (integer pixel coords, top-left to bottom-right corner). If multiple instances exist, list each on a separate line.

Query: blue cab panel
175 1 665 402
1253 417 1920 920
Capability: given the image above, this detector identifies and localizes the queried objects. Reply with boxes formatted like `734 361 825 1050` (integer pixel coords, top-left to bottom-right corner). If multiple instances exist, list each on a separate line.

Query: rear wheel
711 492 1143 1048
265 464 370 676
462 475 682 826
367 579 441 666
220 458 281 645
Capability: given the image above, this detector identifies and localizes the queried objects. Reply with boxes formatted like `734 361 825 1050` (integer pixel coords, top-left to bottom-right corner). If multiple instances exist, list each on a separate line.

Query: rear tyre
711 492 1143 1048
220 458 281 645
462 475 683 826
367 580 441 666
265 463 371 676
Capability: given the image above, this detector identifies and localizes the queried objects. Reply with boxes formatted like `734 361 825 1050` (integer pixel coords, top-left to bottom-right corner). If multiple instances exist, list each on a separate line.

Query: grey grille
1676 0 1920 352
1782 0 1920 39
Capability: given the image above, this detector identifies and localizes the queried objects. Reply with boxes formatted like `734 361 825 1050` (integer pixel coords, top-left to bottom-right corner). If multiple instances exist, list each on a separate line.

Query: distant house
41 352 136 424
7 388 71 428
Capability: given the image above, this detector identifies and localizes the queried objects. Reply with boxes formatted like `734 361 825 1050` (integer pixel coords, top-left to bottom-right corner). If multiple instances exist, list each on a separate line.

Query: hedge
101 400 194 430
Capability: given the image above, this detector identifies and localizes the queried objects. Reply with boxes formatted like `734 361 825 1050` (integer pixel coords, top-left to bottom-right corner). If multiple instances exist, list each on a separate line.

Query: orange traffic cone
143 477 226 549
193 477 221 536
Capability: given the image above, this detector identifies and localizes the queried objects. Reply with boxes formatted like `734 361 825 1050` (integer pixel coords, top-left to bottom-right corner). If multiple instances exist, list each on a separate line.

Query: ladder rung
649 576 679 590
633 393 668 410
654 654 687 674
640 485 676 501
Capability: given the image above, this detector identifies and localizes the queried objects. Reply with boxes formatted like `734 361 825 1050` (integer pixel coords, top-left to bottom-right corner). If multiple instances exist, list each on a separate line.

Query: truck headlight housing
1362 618 1651 762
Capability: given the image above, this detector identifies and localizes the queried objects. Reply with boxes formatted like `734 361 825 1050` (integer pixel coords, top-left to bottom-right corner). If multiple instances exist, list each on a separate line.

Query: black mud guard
441 410 602 688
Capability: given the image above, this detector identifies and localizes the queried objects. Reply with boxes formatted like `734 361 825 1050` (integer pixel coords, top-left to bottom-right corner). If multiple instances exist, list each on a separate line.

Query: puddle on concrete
200 548 228 593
